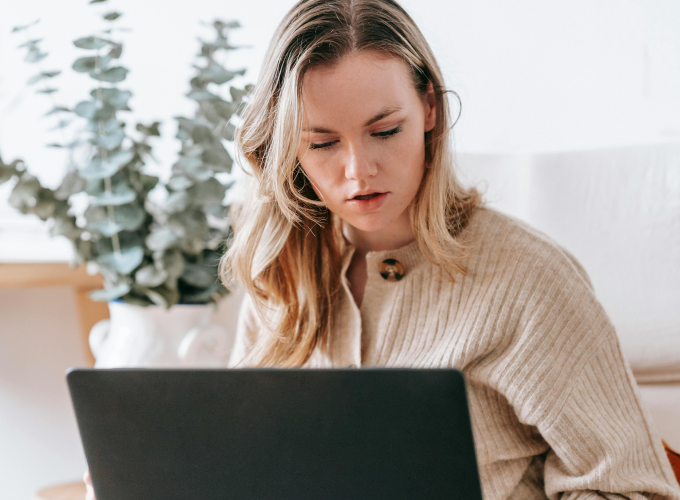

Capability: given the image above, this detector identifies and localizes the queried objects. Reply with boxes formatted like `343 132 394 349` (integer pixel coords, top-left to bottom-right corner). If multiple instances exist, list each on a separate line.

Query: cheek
298 157 336 202
382 129 426 183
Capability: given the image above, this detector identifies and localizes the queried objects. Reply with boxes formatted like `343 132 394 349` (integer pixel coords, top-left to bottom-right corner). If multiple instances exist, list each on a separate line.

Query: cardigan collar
340 238 429 280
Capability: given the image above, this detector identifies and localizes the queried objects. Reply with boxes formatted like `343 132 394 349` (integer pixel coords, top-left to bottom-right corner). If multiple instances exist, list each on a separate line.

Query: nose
344 141 377 181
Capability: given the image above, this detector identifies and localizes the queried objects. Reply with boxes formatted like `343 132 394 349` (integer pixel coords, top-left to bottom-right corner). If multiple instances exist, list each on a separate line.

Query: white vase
89 301 232 368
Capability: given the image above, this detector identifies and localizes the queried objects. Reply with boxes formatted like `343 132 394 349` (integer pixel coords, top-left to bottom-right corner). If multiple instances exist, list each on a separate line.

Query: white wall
1 0 679 184
0 288 88 497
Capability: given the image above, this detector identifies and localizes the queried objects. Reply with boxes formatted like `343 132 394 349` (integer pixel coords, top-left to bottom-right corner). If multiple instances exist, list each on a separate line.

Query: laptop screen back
67 368 483 500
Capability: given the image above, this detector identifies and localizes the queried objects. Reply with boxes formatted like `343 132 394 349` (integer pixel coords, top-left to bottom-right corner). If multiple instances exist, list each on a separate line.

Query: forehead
301 51 418 127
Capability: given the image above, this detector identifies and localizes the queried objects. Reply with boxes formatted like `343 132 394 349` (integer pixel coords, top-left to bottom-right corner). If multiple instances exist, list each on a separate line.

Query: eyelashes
309 125 403 150
373 125 403 139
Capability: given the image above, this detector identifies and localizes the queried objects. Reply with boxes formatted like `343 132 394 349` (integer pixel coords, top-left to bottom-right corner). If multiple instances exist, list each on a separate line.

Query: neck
343 210 415 256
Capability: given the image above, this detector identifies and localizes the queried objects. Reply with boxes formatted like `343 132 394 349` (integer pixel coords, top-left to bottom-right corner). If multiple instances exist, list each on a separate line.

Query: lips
353 192 383 200
346 192 388 212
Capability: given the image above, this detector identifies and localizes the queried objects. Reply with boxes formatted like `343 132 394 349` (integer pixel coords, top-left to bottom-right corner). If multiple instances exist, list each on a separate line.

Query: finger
85 482 96 500
83 468 92 486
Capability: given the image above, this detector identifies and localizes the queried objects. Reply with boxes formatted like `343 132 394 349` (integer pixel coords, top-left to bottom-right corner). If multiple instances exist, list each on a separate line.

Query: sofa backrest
457 144 680 383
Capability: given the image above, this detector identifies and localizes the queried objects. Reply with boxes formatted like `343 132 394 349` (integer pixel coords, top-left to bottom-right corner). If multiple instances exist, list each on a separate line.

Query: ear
423 81 437 133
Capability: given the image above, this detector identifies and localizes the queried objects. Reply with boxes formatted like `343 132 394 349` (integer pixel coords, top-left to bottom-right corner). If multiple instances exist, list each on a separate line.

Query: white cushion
457 144 680 383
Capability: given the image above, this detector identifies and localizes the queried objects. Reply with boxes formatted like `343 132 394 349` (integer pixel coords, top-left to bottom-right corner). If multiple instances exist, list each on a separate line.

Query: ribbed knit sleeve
479 221 680 499
541 330 680 499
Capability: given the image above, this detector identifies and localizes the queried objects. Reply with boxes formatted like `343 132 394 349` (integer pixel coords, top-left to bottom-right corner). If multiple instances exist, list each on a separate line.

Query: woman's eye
309 140 337 150
372 125 403 139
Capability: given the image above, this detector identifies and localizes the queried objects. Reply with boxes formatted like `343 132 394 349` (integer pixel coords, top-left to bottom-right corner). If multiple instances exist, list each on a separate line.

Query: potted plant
0 2 251 367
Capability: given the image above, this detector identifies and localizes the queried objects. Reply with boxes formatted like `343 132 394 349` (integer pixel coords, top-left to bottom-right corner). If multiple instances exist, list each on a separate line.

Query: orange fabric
663 440 680 484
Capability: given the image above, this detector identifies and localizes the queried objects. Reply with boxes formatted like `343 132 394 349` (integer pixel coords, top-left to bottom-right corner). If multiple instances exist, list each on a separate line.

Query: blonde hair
221 0 480 367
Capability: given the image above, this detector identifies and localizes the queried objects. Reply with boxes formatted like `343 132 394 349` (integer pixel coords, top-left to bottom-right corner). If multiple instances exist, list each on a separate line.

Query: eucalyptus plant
0 2 250 307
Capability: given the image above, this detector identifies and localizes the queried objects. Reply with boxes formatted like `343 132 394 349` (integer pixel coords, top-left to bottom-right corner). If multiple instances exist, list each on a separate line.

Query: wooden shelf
0 262 101 289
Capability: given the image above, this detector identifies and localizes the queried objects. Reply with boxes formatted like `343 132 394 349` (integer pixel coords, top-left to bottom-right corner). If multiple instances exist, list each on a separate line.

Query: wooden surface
34 482 86 500
0 263 101 289
0 263 107 366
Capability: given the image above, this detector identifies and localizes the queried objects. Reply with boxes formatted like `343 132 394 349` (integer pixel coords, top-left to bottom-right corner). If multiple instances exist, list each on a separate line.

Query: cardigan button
379 259 405 282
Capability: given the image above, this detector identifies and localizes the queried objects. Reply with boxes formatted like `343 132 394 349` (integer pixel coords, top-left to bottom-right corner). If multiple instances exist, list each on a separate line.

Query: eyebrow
303 106 403 133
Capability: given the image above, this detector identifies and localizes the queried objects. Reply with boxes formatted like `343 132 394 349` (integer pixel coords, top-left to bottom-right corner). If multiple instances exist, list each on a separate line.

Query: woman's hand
84 469 96 500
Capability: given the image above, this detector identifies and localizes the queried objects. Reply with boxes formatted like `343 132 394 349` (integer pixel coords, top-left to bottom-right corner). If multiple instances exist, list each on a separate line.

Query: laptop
67 368 483 500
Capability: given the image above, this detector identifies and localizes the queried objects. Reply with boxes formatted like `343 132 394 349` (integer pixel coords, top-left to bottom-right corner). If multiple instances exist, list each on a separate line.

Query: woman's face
297 51 436 235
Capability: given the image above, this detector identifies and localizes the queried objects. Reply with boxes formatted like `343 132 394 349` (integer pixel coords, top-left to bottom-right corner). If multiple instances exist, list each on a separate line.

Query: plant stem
95 48 121 255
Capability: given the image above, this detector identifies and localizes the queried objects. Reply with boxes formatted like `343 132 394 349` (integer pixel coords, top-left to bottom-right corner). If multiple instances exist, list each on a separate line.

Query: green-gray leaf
0 166 17 186
48 119 73 131
146 227 179 252
36 88 57 94
17 38 42 49
220 122 237 142
201 143 232 172
74 100 96 119
12 20 40 33
79 150 134 179
135 122 160 137
45 106 71 116
213 19 241 30
199 65 245 85
168 175 194 191
213 100 238 121
86 203 144 235
114 203 145 230
87 220 123 236
77 100 115 121
50 216 80 240
73 55 111 73
187 178 226 207
27 70 61 85
25 49 48 63
156 248 184 279
89 88 131 110
86 118 123 135
180 263 216 288
187 89 218 101
97 246 144 274
90 66 128 83
89 187 136 206
229 86 247 103
55 170 86 200
103 11 121 21
108 43 123 59
164 191 188 212
90 282 131 302
8 174 41 211
135 265 168 288
168 210 208 239
74 36 109 50
144 285 179 309
173 156 202 173
96 128 125 150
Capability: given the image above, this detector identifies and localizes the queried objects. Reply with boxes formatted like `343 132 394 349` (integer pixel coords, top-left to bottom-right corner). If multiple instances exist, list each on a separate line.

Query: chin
343 213 395 234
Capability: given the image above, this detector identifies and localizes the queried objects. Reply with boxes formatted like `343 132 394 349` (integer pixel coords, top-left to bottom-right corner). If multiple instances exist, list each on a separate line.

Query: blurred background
1 0 679 498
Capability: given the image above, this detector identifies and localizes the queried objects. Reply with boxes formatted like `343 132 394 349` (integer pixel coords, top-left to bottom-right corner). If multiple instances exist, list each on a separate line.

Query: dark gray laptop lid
67 368 483 500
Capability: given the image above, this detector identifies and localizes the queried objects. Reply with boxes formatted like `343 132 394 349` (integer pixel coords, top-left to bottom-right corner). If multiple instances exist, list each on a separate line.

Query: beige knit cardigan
229 207 680 500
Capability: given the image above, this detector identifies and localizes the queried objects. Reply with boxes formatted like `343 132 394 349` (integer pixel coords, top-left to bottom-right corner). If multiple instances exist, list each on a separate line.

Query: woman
221 1 680 499
85 0 680 499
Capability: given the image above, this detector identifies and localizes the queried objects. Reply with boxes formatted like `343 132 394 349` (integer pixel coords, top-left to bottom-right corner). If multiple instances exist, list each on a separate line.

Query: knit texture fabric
229 207 680 500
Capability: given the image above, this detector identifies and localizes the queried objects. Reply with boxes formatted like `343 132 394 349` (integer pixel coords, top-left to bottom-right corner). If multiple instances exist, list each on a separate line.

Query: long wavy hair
221 0 480 367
